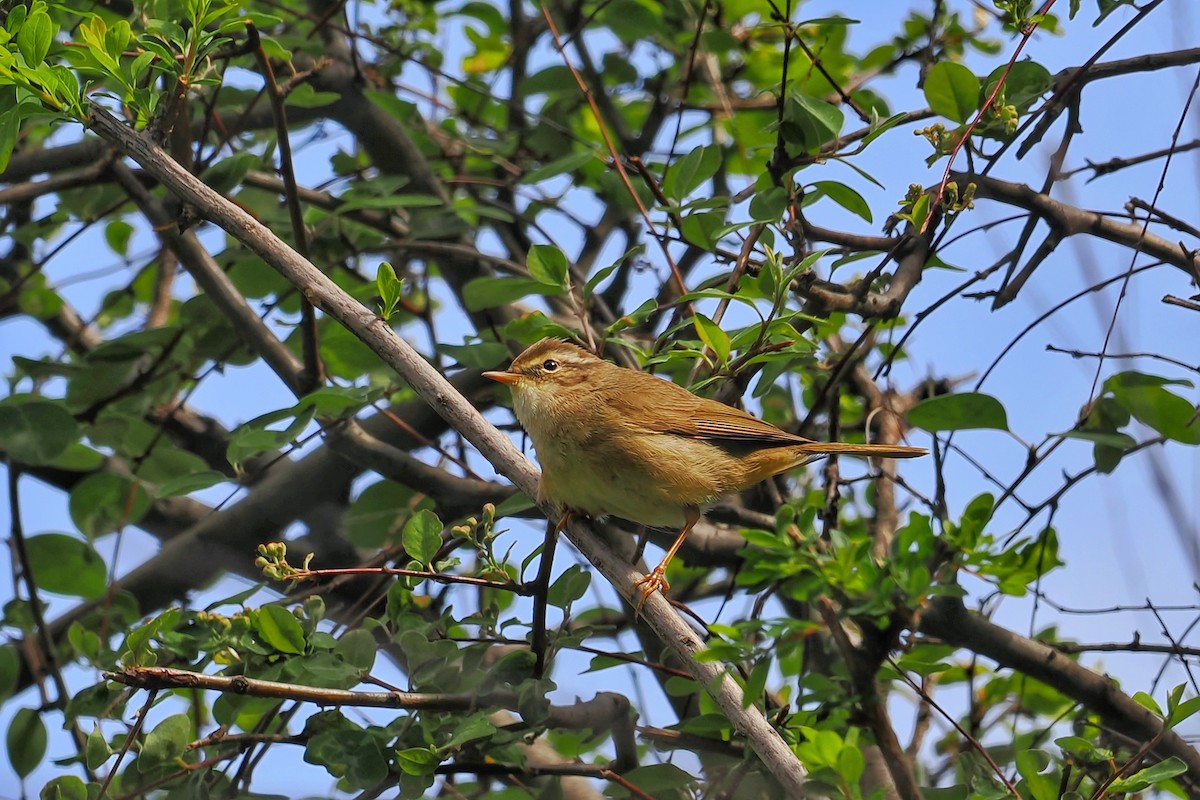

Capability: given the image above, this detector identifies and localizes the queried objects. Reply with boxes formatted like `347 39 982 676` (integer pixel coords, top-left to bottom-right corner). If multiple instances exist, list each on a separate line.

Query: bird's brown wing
675 397 810 444
614 373 809 445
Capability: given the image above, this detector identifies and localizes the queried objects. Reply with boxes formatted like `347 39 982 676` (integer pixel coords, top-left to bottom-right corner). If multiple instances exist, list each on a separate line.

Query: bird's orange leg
634 507 700 614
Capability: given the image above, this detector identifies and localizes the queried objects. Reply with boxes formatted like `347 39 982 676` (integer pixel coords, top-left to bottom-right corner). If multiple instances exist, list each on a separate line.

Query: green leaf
7 707 47 778
924 62 980 123
1102 371 1191 390
1055 735 1112 762
124 50 156 89
837 743 865 785
18 279 64 321
227 404 317 468
680 210 724 249
42 444 102 474
306 729 388 789
69 472 152 537
784 90 845 152
376 262 403 320
1058 430 1136 449
893 653 953 677
138 714 190 773
860 112 911 148
907 192 931 231
1110 757 1187 793
200 151 259 195
957 493 995 546
0 108 19 175
395 746 441 776
346 480 412 549
40 775 89 800
907 392 1009 432
403 509 442 566
122 608 180 667
4 4 27 33
255 605 307 654
85 725 111 771
985 60 1053 112
0 400 79 465
287 653 357 691
693 314 731 364
743 659 769 707
583 248 639 297
336 629 377 672
912 786 969 800
797 16 861 25
16 10 54 65
443 712 497 749
749 186 788 222
156 470 227 498
584 653 631 673
663 144 721 201
519 64 578 95
1133 691 1163 717
923 254 965 272
438 340 509 369
299 386 372 417
618 763 698 795
284 83 341 108
65 685 125 730
520 149 596 184
492 491 534 518
336 195 446 212
462 276 563 311
1169 695 1200 727
547 564 591 608
806 180 873 223
142 446 216 489
0 646 17 704
68 620 100 662
527 244 569 288
1105 372 1200 444
105 220 134 256
25 533 107 599
1015 749 1056 800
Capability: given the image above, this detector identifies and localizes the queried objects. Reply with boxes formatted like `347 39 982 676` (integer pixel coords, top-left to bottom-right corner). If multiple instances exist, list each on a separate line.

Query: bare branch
959 171 1200 278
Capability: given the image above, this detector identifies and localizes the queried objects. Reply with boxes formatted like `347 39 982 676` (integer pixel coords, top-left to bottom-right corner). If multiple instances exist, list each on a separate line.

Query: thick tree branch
796 229 934 319
957 172 1200 279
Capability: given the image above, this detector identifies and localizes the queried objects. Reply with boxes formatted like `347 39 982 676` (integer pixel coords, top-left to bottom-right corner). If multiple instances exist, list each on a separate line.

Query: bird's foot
633 567 670 616
552 508 594 536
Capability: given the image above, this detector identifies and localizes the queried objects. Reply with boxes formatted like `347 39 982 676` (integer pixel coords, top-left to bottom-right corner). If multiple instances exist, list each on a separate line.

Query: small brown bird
484 338 926 605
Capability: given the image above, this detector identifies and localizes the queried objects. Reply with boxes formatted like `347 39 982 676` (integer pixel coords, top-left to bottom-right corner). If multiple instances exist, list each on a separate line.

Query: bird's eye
542 359 559 372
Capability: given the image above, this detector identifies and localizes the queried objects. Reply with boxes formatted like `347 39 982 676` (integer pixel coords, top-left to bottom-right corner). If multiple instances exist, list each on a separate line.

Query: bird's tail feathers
796 442 927 459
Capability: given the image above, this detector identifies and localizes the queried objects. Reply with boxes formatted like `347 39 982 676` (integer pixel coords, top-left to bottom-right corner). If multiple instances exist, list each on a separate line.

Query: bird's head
483 338 603 423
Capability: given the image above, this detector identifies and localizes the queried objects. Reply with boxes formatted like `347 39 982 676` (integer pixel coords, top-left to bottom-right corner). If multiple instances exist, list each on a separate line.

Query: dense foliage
0 0 1198 797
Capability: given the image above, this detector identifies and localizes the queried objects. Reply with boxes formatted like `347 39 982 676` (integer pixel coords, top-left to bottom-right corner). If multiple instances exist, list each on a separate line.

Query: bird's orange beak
482 370 519 385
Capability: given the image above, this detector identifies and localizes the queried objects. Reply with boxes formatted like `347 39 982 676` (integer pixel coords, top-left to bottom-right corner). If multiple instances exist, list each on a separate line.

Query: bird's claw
633 567 670 616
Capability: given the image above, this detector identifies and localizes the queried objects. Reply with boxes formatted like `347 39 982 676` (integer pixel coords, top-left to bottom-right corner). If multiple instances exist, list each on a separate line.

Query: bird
484 338 926 607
